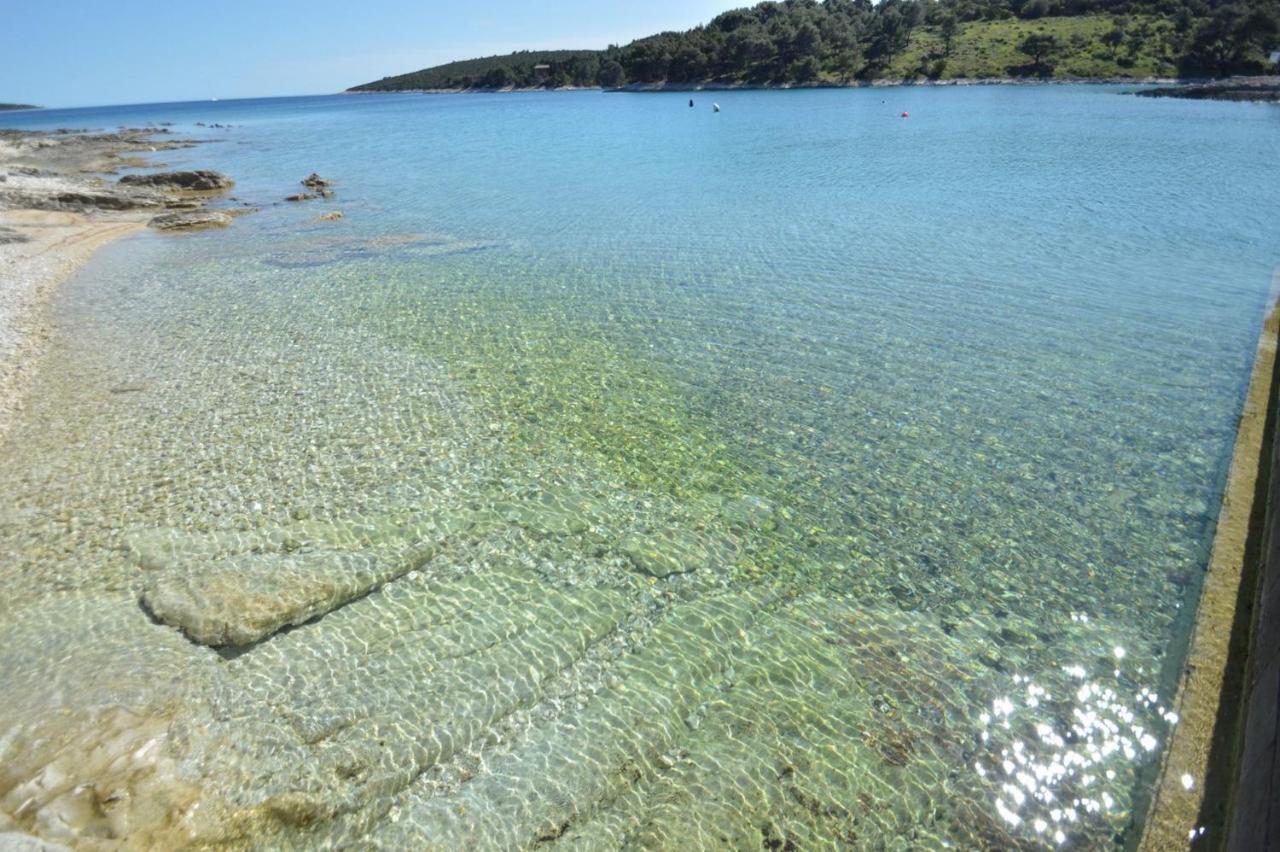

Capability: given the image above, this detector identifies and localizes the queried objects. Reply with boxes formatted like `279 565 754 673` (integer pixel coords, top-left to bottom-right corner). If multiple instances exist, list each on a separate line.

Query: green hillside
885 15 1182 79
348 0 1280 91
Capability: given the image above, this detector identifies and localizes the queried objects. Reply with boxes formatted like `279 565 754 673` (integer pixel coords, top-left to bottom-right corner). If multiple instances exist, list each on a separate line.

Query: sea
1 87 1278 849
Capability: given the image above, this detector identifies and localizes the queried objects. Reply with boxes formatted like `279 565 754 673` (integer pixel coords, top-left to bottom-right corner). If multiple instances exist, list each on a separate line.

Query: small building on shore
533 64 552 84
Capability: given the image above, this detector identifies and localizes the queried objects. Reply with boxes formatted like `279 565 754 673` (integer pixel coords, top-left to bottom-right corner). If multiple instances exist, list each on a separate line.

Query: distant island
0 103 39 111
349 0 1280 92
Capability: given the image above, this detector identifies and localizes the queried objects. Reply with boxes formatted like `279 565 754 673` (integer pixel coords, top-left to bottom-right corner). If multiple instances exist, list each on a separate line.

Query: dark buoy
689 99 694 108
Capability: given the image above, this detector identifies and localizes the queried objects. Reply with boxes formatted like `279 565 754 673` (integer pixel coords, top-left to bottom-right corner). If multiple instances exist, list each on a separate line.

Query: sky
1 1 739 108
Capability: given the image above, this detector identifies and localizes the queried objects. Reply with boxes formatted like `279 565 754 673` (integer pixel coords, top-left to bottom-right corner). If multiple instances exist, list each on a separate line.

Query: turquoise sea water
1 88 1278 848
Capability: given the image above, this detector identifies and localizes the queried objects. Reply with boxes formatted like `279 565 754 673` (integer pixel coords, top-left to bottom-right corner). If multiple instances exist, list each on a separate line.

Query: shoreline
345 75 1182 96
0 128 236 441
0 211 146 439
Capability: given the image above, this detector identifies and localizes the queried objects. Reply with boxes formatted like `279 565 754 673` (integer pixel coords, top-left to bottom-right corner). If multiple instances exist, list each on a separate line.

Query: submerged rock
141 542 437 647
0 594 216 848
495 490 604 539
719 494 776 530
119 170 233 192
148 210 232 231
619 528 708 577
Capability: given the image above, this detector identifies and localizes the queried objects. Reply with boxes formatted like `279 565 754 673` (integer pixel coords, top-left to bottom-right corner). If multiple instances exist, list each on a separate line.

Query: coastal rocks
315 211 343 222
0 134 234 221
0 593 219 848
0 186 166 212
286 174 335 202
119 170 233 192
148 210 232 231
1135 77 1280 102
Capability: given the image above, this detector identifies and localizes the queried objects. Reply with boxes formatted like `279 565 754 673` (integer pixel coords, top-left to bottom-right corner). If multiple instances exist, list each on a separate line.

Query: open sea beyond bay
1 86 1278 848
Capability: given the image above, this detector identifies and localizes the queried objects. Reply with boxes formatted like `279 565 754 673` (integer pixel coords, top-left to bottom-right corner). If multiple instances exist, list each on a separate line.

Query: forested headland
348 0 1279 91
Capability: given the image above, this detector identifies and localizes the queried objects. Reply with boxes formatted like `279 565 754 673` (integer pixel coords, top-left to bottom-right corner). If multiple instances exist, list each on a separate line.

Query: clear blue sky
1 1 739 108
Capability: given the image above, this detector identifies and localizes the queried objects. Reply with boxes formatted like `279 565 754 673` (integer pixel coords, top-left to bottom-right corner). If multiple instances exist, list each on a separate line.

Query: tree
940 14 960 56
481 67 513 88
790 55 822 81
1018 33 1060 73
1103 17 1127 58
598 60 626 88
1180 3 1280 75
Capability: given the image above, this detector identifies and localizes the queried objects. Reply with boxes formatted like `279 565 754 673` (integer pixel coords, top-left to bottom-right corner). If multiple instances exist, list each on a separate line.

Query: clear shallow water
1 89 1278 849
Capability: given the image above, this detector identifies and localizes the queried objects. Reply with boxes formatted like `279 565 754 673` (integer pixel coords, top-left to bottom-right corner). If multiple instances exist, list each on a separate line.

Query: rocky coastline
1133 75 1280 102
0 128 240 438
345 75 1180 95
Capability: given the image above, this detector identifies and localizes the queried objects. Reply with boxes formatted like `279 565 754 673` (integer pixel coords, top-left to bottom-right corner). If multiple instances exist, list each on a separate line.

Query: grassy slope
884 15 1179 79
351 50 599 90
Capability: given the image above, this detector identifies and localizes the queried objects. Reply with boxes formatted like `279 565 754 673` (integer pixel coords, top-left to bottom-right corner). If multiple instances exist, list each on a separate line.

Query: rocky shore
0 128 237 437
1134 75 1280 102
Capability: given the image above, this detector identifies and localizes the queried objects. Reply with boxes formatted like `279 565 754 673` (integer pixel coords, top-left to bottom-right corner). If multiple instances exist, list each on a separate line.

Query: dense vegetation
350 0 1279 90
350 50 602 91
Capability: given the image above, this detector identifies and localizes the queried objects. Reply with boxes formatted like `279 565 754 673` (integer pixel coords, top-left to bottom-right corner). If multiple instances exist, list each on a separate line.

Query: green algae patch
462 322 740 501
377 291 832 584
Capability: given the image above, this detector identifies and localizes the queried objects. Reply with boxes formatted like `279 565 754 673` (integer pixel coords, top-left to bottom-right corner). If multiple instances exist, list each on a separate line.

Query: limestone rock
119 170 233 192
620 528 708 577
141 542 437 647
148 210 232 231
0 188 165 212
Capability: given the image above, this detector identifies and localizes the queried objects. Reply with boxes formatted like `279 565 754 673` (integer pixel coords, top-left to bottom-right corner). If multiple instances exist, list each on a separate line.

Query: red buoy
901 111 909 118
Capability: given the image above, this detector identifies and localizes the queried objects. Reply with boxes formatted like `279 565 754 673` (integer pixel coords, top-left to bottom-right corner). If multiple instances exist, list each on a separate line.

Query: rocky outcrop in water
1135 76 1280 102
119 170 234 192
148 210 233 231
0 131 238 220
286 173 335 201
